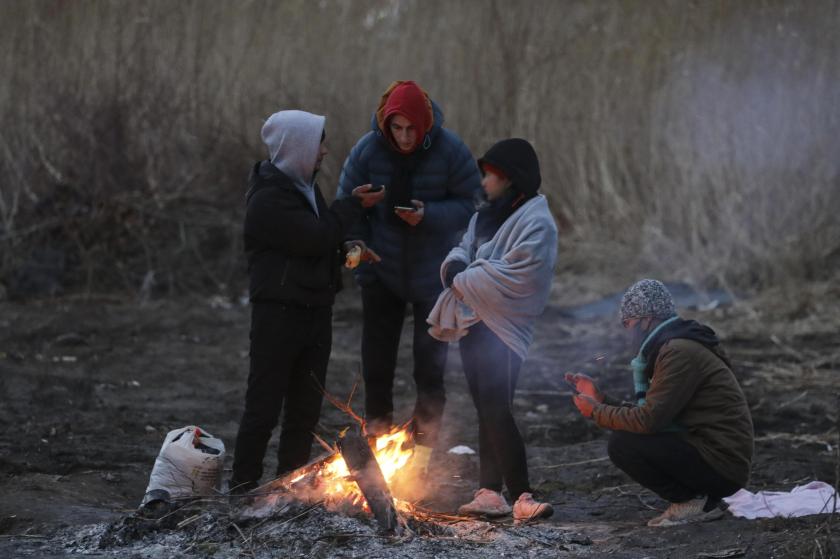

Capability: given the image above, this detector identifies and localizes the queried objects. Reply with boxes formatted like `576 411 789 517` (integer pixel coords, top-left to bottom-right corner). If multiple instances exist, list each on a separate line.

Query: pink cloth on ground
723 481 838 519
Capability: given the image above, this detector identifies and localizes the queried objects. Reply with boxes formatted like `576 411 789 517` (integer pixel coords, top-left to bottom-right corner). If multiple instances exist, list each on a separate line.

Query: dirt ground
1 274 838 558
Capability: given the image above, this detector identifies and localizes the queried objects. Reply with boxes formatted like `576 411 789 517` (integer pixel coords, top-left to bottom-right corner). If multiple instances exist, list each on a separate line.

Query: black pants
231 302 332 487
607 430 742 503
460 321 531 502
361 280 448 446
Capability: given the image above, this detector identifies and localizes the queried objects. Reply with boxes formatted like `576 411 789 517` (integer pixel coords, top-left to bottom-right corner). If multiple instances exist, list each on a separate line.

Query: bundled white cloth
427 195 558 359
724 481 838 519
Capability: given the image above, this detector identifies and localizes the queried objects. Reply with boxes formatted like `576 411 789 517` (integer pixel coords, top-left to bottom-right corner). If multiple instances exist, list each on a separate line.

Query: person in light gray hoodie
230 110 383 493
428 138 558 522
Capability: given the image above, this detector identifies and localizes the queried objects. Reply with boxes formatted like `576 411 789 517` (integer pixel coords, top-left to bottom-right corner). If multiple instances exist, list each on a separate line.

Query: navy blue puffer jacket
337 99 481 301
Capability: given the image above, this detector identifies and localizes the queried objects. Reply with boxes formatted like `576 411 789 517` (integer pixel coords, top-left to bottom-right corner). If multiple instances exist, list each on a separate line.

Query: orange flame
286 426 417 512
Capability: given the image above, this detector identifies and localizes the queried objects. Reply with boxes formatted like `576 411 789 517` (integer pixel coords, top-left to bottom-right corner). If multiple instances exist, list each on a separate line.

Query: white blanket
723 481 838 519
427 195 558 359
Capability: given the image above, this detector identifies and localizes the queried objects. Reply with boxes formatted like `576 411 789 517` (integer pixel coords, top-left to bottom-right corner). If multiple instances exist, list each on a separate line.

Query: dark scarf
641 317 730 380
472 189 526 251
385 148 427 225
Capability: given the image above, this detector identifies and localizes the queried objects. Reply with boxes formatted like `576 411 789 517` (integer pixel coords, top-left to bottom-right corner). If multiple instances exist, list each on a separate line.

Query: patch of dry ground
0 277 837 557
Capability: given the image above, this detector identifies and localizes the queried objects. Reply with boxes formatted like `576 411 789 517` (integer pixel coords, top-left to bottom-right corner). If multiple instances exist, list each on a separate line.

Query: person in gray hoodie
230 110 383 493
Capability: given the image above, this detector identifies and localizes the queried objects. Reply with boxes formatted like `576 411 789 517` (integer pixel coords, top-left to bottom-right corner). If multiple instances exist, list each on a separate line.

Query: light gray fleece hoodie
260 109 325 217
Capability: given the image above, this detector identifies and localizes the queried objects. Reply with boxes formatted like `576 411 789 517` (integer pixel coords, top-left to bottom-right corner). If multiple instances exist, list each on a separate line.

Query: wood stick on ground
337 431 405 535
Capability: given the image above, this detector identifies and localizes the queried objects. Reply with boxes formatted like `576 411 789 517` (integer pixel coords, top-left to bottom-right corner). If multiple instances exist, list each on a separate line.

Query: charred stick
337 431 404 535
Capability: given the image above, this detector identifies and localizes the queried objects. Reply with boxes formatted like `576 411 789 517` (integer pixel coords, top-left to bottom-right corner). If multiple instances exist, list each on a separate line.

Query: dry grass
1 0 838 297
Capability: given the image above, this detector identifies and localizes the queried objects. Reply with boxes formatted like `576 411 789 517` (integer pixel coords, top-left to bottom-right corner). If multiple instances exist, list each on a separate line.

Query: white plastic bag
142 425 225 506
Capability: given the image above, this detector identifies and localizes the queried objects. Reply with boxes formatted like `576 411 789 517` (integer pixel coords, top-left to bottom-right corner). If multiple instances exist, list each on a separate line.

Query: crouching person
427 138 558 523
230 110 384 493
567 279 754 527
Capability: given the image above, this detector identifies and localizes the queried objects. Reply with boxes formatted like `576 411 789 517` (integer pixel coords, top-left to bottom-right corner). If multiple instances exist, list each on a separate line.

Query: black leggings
460 321 531 501
608 430 742 503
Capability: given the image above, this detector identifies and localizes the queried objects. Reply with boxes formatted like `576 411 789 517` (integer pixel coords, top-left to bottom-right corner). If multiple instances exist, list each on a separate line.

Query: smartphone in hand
394 205 417 212
368 184 384 193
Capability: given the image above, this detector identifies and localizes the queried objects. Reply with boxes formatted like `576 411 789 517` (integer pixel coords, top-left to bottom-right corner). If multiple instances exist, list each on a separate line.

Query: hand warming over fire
572 393 598 418
395 199 424 226
564 372 604 403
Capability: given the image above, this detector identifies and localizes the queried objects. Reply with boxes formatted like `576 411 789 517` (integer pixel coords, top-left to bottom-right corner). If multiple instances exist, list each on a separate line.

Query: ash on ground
51 498 591 559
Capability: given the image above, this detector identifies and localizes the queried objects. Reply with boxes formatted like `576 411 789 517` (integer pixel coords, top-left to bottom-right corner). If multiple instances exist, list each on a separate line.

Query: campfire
250 422 421 534
289 426 415 509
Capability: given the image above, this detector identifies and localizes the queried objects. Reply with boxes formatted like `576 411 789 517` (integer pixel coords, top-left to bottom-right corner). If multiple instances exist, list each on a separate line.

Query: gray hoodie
261 110 325 217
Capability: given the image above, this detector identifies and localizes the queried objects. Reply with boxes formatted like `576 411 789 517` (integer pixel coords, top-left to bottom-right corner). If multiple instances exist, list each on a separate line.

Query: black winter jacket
245 161 363 307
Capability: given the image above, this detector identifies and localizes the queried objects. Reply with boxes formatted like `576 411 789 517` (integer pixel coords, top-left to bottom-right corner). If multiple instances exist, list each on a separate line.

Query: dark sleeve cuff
444 261 467 287
602 393 622 407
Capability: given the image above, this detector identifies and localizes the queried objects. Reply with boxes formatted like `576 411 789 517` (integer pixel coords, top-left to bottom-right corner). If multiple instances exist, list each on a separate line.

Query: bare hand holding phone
352 184 385 208
395 200 424 226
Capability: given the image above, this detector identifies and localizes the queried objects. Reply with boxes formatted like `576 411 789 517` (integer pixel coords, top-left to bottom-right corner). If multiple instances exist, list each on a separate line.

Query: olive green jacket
593 338 754 487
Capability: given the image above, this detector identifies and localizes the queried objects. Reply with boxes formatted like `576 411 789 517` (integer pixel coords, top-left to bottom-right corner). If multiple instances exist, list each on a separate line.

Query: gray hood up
261 110 325 216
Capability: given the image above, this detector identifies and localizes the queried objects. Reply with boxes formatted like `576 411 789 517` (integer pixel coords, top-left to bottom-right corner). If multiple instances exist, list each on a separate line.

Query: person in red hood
336 82 481 494
379 81 432 155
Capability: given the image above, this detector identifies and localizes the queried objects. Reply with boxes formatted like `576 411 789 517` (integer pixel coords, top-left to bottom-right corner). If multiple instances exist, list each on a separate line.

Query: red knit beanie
381 81 432 152
481 162 508 180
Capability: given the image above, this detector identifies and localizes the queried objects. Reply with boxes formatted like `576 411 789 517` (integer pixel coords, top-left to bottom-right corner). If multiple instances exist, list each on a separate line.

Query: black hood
643 317 730 379
477 138 541 197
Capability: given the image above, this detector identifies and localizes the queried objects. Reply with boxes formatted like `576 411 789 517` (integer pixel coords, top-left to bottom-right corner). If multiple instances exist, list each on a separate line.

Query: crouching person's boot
647 495 726 527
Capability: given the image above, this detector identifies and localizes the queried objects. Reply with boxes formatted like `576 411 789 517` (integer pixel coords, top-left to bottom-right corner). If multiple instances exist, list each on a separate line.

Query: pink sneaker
458 488 512 517
513 492 554 523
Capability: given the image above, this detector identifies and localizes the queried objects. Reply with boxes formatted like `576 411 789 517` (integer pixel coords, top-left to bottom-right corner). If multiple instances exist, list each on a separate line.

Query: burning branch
312 373 364 426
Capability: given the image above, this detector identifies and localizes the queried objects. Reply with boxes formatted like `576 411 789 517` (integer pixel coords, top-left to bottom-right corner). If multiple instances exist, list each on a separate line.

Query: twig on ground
755 430 837 450
0 534 47 539
769 334 806 362
316 532 391 540
596 483 637 493
231 521 254 553
534 456 610 469
410 507 475 523
256 501 324 538
778 390 809 408
176 513 202 529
